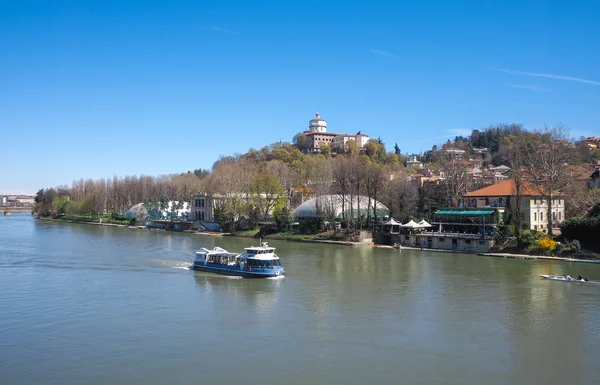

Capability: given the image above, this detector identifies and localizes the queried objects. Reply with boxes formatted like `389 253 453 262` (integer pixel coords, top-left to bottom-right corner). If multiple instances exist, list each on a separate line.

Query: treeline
202 150 420 231
35 124 599 243
34 173 203 217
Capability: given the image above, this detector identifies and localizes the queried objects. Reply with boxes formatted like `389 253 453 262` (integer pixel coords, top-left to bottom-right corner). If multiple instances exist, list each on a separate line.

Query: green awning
434 209 495 216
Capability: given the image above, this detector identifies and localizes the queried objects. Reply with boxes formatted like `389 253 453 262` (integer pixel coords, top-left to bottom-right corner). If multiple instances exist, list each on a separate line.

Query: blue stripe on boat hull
193 264 284 278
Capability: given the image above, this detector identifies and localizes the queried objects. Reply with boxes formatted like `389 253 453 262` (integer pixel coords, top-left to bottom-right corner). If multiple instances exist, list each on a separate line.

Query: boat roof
244 242 276 251
196 247 238 256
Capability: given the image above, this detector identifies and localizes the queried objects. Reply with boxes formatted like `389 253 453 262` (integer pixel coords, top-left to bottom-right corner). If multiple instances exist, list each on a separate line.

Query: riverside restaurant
374 208 501 252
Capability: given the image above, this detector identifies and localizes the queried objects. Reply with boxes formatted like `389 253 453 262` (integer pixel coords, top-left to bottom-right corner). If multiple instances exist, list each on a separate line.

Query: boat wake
173 266 193 270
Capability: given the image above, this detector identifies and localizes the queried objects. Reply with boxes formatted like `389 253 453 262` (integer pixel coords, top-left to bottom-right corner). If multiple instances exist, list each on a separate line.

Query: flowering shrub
539 237 557 251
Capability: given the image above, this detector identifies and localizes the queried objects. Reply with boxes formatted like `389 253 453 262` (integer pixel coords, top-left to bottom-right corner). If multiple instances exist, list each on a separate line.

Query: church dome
309 112 327 132
311 112 324 121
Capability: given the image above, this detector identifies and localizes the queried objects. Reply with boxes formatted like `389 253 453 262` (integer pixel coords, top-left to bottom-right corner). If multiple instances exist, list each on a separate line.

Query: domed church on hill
297 112 370 153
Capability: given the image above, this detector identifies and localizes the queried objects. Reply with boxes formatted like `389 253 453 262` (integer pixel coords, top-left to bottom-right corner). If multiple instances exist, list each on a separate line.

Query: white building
355 133 370 148
190 193 213 222
308 112 327 133
332 134 355 150
298 112 370 153
406 155 424 169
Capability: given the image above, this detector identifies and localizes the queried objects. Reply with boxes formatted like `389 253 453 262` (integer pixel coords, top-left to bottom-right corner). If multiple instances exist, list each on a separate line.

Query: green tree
251 173 284 220
52 195 70 216
273 205 293 231
364 140 384 160
345 140 360 158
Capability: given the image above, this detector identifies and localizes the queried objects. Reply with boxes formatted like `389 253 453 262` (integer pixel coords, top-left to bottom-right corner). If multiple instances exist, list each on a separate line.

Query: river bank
36 216 600 263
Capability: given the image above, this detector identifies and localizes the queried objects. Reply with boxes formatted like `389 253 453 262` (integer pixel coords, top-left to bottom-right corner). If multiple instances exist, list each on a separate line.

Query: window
540 212 544 221
559 212 562 220
439 238 445 242
479 240 485 245
534 212 537 221
199 199 205 208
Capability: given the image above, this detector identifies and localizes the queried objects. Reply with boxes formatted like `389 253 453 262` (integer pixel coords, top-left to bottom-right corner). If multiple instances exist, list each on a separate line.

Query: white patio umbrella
417 219 432 228
401 220 419 228
383 218 402 226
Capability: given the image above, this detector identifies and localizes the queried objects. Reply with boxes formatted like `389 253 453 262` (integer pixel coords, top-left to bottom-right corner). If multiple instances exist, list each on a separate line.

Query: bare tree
332 157 353 231
435 149 471 207
364 164 386 226
382 173 418 221
519 126 575 235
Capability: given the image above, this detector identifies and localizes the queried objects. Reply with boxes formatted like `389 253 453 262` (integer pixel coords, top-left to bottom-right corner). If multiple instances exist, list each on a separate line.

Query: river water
1 214 599 385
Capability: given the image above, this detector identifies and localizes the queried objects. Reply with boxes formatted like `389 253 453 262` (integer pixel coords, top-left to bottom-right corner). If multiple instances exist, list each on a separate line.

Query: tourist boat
193 242 285 278
539 274 589 283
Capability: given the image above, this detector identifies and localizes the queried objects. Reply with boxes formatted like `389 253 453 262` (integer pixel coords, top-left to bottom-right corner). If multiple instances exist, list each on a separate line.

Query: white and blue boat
193 242 285 278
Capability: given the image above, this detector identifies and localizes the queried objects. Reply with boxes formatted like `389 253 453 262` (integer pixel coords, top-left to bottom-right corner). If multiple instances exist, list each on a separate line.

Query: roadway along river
1 214 600 384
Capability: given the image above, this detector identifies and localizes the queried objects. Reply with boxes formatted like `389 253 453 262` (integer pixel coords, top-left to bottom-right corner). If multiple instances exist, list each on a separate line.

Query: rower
566 274 573 281
577 275 583 281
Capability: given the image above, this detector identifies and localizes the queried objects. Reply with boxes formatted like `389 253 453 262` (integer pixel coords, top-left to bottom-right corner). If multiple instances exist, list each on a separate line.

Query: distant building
444 148 465 156
308 112 328 133
190 193 213 222
297 112 370 153
462 179 565 232
583 136 600 150
406 155 424 169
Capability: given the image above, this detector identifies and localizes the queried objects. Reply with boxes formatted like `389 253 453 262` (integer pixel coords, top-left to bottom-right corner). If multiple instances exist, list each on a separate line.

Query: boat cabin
195 247 239 266
243 242 278 259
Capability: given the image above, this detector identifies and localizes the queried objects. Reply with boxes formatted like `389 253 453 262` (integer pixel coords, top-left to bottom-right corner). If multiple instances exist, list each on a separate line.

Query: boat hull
539 274 588 283
193 264 284 278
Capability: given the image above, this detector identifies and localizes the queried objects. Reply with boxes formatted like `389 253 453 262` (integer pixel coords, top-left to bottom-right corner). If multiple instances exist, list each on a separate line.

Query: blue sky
1 0 599 194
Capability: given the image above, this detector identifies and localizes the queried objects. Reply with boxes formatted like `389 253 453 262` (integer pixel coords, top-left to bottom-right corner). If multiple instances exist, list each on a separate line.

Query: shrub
298 218 321 234
273 206 293 232
555 243 567 255
258 223 277 237
539 237 557 251
570 239 581 250
560 217 600 251
518 230 541 247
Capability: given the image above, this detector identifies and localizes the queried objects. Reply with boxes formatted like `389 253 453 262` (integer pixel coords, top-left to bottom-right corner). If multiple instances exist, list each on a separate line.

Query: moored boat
539 274 589 283
193 242 285 278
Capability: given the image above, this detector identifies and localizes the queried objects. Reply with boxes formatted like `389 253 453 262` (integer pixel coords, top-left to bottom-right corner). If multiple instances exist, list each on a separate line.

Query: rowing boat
539 274 589 283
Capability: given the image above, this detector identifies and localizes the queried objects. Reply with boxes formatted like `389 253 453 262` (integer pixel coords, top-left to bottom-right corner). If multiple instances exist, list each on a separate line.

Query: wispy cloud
209 26 240 35
369 49 395 57
504 83 550 92
447 129 472 137
497 68 600 86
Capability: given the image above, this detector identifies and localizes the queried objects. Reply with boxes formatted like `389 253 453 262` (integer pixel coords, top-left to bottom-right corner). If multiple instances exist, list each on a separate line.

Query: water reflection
192 272 281 311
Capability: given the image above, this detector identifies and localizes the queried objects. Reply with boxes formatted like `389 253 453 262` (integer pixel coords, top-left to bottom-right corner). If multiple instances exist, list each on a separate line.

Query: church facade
297 112 370 153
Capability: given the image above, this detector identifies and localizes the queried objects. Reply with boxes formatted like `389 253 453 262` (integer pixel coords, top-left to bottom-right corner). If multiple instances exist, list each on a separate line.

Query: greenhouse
292 195 389 219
